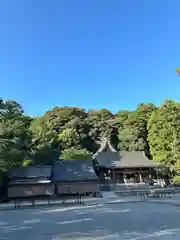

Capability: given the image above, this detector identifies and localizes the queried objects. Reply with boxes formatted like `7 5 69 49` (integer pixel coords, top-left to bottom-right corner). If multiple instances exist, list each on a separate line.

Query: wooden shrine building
93 139 159 183
7 165 54 199
52 159 100 196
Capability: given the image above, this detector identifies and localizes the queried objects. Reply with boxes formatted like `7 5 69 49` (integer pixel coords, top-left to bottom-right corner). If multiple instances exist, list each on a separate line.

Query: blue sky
0 0 180 116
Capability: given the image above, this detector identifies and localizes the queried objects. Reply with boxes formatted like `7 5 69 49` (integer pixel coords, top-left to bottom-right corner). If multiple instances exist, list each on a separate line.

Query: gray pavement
0 194 178 211
1 201 180 239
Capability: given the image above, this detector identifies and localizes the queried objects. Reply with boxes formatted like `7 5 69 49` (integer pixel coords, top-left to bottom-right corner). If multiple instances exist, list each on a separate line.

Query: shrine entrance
96 167 156 184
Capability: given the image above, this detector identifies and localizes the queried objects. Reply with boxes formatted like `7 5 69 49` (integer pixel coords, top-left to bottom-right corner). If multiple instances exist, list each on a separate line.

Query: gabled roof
93 138 117 158
117 151 158 168
52 160 98 182
9 165 52 183
95 151 159 168
94 152 120 166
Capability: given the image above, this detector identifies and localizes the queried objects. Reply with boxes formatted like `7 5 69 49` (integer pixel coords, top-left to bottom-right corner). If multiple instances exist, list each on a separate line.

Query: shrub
172 175 180 185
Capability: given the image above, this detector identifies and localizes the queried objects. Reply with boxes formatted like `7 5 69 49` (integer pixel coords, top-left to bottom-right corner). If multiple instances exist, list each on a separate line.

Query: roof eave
95 164 159 168
53 179 98 183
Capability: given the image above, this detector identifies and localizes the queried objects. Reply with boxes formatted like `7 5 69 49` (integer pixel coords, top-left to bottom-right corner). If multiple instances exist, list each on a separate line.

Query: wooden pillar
139 168 143 182
113 170 115 182
139 174 143 182
149 168 152 180
123 171 127 183
156 167 159 180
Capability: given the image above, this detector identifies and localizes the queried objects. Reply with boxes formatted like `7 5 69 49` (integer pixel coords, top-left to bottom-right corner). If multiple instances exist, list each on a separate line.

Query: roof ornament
93 137 117 158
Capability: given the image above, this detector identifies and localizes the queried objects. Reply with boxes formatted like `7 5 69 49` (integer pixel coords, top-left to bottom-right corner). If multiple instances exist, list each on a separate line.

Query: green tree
117 104 156 152
148 100 180 173
176 67 180 75
60 147 92 160
30 117 58 165
0 99 32 170
87 109 118 150
58 128 80 149
42 107 87 133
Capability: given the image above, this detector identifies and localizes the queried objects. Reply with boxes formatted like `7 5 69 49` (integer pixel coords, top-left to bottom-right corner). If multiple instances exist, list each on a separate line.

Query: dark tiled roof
118 151 158 168
93 139 158 168
95 151 158 168
94 152 120 166
52 160 98 182
9 166 52 180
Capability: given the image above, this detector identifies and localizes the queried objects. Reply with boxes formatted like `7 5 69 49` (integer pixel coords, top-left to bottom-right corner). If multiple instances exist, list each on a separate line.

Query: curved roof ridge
93 138 117 158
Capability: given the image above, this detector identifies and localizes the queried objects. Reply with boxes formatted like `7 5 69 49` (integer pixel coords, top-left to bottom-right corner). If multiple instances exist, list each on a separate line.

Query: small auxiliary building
7 165 54 199
52 159 100 196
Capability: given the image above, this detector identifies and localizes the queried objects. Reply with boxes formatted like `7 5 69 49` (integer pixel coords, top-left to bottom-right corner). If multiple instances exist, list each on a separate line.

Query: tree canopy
176 67 180 74
0 97 180 180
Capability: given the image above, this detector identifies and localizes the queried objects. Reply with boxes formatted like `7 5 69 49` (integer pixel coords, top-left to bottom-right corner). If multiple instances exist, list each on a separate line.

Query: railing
0 182 179 210
0 193 100 210
10 195 85 209
100 182 177 200
100 180 173 191
116 188 175 199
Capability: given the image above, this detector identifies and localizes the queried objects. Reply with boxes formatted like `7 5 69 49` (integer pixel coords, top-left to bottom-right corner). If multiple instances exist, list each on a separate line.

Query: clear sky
0 0 180 116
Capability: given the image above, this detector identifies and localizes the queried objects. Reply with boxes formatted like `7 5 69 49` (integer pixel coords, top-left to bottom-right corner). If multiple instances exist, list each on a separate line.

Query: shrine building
92 139 159 183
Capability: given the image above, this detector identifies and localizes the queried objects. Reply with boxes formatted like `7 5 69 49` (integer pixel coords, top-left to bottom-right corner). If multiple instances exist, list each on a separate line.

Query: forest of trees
1 98 180 182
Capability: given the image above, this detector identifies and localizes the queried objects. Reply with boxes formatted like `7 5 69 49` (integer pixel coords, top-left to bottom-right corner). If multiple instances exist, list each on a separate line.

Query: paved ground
0 196 143 210
1 201 180 240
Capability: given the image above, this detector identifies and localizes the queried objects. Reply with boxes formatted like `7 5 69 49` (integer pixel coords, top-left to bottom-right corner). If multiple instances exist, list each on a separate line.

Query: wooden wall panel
8 184 55 198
